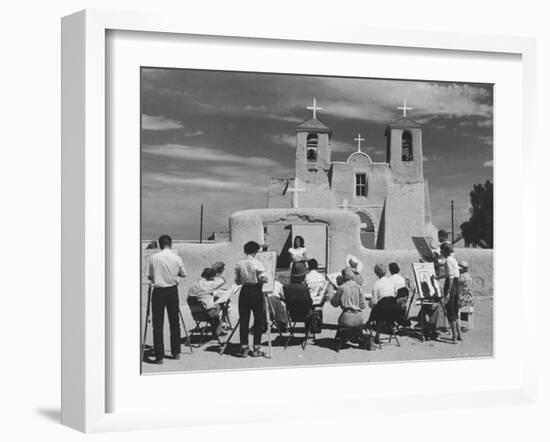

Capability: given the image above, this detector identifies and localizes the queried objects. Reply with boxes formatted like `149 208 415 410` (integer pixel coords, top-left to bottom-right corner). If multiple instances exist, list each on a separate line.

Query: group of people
145 231 475 363
422 229 475 343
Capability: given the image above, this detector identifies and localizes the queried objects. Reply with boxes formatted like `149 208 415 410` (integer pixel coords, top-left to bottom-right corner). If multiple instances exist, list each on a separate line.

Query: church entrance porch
263 222 329 275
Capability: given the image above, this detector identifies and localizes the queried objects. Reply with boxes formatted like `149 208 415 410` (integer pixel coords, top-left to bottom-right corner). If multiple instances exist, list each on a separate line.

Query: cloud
480 135 493 146
193 100 302 123
331 140 356 153
270 134 295 147
143 172 263 192
142 114 184 131
268 114 302 123
477 119 493 128
483 160 493 167
423 154 442 163
143 143 280 168
316 79 493 124
184 130 205 137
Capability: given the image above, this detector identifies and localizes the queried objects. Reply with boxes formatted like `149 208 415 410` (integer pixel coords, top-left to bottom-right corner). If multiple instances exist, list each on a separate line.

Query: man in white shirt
370 263 395 307
388 262 406 295
234 241 268 358
147 234 187 364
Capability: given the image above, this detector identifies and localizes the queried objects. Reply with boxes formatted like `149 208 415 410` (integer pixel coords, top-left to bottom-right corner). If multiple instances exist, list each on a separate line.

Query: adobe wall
143 208 493 299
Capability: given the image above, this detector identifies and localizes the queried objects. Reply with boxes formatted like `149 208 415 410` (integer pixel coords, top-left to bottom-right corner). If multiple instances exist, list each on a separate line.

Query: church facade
267 100 436 251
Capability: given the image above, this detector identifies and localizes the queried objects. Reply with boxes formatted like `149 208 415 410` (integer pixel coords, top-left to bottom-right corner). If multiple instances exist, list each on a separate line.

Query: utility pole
199 204 204 244
451 200 455 243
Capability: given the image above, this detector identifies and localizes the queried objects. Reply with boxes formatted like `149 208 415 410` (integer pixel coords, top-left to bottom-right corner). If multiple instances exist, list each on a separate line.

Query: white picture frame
61 9 537 433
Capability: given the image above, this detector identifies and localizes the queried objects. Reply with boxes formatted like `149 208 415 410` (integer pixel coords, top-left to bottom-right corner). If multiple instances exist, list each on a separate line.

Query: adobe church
266 99 437 257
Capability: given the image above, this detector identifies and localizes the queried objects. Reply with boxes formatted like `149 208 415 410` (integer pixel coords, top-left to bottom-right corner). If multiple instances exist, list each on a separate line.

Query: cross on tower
354 133 365 152
397 99 413 118
287 177 305 208
306 98 323 119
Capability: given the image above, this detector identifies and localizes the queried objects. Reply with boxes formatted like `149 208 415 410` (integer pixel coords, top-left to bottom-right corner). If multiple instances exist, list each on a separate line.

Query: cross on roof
306 98 323 119
287 177 305 208
354 133 365 152
397 99 413 118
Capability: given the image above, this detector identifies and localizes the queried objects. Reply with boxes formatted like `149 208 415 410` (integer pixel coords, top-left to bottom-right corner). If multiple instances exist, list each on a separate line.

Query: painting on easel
412 262 442 299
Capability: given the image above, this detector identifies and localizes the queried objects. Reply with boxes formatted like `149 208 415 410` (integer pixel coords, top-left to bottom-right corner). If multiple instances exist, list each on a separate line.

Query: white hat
345 254 364 273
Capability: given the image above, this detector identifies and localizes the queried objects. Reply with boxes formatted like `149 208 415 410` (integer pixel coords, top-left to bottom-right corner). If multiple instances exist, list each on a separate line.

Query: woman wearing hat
345 254 364 286
330 267 366 328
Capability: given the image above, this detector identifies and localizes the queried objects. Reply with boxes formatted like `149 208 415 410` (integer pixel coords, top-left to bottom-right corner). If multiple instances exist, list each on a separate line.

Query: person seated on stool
283 262 314 331
210 261 234 322
187 267 227 338
388 262 406 295
367 263 396 344
235 241 269 358
211 261 227 287
369 263 395 307
305 259 326 305
331 267 366 330
267 274 289 332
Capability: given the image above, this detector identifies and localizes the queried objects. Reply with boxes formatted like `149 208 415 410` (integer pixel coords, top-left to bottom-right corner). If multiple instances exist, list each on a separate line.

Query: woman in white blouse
288 235 308 269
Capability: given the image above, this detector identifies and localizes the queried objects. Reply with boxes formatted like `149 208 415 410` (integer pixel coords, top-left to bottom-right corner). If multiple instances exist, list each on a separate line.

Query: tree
460 180 493 248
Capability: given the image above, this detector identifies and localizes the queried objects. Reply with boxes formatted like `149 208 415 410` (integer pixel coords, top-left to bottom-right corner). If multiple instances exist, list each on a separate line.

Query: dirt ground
141 287 493 374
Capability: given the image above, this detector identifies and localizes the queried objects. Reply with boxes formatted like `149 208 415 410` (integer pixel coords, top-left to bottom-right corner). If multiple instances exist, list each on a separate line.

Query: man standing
147 234 187 364
235 241 268 358
437 242 462 343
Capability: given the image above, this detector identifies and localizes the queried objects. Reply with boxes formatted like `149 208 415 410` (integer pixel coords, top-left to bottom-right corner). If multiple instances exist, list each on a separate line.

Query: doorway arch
356 211 376 249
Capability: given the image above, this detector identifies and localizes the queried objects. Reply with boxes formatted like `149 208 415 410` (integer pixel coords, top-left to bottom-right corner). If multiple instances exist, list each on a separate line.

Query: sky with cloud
141 68 493 240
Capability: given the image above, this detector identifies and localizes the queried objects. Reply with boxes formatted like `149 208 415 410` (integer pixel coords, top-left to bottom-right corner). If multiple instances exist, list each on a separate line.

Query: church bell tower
382 99 427 249
384 99 424 184
295 98 332 186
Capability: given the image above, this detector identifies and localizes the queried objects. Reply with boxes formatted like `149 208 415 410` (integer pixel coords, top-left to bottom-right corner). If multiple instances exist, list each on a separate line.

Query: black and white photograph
140 68 494 374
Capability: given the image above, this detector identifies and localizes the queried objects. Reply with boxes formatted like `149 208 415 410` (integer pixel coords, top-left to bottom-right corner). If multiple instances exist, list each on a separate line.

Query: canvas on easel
412 236 437 262
256 251 277 294
412 262 442 299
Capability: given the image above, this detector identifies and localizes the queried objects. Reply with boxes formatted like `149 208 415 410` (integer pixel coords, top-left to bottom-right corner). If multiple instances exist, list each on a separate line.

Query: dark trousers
444 278 460 322
152 285 181 359
239 284 265 347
